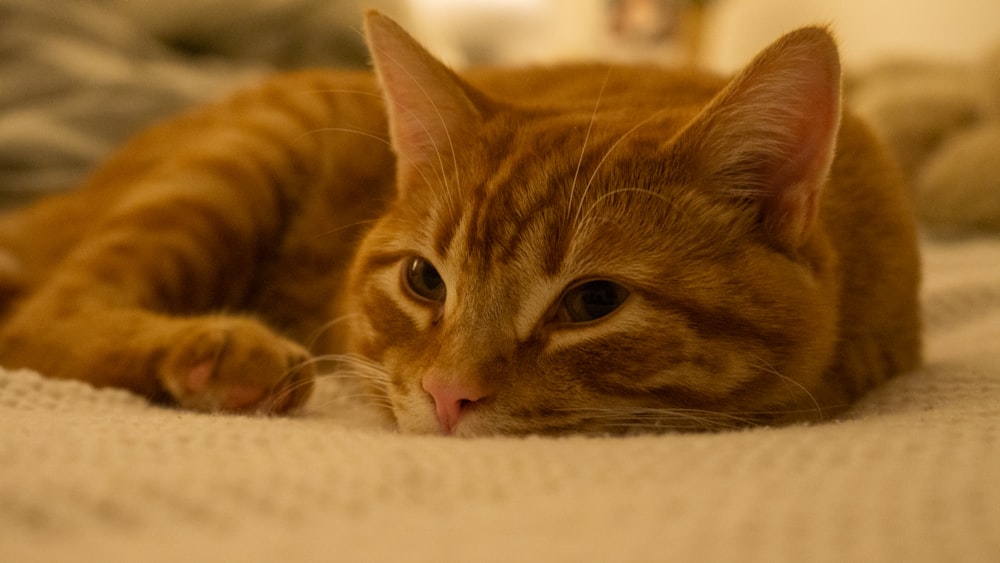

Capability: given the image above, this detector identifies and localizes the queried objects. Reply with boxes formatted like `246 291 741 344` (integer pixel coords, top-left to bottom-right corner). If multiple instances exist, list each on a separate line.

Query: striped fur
0 13 920 434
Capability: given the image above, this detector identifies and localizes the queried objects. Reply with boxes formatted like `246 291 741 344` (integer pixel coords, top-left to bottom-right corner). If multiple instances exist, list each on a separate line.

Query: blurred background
386 0 1000 71
3 0 1000 228
81 0 1000 70
87 0 1000 70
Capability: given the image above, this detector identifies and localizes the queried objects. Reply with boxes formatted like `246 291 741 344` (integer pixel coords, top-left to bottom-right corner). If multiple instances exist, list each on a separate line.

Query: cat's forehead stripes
436 117 641 277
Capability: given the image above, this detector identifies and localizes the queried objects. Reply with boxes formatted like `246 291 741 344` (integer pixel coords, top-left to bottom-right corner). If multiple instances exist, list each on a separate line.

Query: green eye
403 257 446 302
560 280 629 323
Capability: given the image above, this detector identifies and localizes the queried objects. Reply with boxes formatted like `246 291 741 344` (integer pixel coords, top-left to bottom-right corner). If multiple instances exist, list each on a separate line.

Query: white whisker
747 354 825 419
572 109 668 233
310 218 381 241
302 316 358 355
556 405 757 430
567 69 611 225
300 126 390 147
576 187 673 234
299 88 382 100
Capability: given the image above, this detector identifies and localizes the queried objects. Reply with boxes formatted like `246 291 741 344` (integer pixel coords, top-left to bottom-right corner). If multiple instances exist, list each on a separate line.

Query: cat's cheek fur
342 253 438 433
378 351 442 435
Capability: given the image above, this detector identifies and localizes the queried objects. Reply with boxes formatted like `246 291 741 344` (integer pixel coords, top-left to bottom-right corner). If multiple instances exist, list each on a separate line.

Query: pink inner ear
771 79 840 191
364 11 481 175
678 26 842 247
765 53 842 241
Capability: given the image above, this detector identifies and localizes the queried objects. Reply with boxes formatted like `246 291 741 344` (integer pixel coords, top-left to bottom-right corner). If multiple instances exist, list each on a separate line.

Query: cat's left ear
672 26 842 249
364 11 484 188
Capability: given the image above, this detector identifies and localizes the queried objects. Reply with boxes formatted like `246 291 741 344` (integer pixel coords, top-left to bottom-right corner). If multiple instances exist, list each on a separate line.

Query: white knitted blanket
2 236 999 563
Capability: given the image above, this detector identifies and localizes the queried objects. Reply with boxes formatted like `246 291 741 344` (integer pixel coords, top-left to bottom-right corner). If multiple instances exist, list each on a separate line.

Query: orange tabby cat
0 12 920 435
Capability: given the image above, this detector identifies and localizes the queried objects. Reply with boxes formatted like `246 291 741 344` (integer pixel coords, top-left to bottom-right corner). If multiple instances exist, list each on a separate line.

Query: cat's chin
396 417 442 436
392 404 446 435
394 415 494 437
394 408 504 437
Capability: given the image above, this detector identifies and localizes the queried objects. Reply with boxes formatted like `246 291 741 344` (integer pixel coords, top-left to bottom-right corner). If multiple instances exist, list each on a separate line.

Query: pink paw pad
221 386 266 411
185 361 215 392
184 361 267 411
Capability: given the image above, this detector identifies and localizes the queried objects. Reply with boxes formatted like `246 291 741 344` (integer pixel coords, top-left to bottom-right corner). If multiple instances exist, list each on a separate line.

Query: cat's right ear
364 11 483 188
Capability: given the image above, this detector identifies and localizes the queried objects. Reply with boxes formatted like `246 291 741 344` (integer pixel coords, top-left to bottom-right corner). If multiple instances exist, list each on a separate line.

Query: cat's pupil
561 280 630 323
404 257 446 302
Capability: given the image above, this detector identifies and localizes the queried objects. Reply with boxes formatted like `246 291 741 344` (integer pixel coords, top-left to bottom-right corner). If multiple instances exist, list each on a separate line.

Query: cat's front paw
158 317 315 414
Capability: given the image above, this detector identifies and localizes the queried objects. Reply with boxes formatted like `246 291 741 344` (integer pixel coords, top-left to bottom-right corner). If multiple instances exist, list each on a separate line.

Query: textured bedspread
2 237 999 562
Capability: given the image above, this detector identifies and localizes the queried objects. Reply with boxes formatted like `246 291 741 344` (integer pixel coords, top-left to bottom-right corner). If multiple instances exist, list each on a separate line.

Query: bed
2 2 998 560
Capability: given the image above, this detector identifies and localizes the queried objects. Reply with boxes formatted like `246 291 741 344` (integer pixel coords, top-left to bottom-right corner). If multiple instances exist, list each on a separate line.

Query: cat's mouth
392 395 759 437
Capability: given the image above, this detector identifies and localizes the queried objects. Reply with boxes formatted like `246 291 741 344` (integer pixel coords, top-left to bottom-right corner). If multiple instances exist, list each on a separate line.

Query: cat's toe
159 317 315 414
258 346 315 414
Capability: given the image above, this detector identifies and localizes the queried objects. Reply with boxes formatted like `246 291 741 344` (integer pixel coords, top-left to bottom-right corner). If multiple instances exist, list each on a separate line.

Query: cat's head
345 12 843 435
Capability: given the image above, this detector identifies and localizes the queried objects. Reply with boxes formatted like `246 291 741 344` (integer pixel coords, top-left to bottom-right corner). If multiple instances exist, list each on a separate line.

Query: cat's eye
559 280 630 323
403 257 446 302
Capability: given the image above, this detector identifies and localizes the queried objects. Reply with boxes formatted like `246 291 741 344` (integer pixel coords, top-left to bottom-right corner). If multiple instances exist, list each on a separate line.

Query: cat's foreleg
0 155 317 413
0 71 393 412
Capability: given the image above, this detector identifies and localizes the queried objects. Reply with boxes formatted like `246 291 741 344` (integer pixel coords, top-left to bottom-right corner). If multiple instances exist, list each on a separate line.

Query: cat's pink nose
422 374 487 435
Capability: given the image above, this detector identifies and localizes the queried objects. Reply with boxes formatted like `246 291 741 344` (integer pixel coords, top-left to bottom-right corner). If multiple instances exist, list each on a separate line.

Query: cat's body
0 13 920 435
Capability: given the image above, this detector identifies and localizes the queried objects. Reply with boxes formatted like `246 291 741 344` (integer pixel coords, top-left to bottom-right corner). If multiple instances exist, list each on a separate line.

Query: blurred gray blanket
0 0 369 207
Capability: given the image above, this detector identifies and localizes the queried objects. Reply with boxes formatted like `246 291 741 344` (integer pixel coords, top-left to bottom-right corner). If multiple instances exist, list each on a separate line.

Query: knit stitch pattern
2 237 999 563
